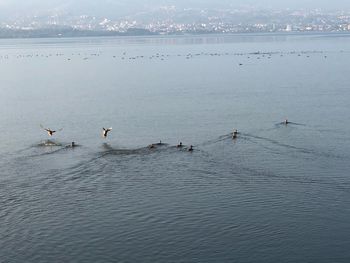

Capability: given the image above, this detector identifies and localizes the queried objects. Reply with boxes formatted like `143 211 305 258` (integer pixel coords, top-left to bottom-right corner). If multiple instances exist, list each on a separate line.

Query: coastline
1 28 350 40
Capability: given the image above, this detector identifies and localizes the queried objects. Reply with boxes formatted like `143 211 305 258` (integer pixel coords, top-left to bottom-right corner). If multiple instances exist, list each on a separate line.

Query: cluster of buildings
1 7 350 37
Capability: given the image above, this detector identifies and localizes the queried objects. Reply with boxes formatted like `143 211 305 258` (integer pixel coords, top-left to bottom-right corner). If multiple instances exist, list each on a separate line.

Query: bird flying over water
40 124 62 136
102 127 112 138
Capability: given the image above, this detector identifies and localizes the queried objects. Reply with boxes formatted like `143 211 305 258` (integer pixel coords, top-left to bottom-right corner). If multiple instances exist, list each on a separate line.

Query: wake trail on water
8 122 348 188
53 142 191 182
6 130 347 196
275 122 307 127
242 132 346 160
198 127 346 160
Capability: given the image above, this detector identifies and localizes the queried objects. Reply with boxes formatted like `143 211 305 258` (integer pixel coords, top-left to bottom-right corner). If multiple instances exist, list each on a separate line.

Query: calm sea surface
0 33 350 262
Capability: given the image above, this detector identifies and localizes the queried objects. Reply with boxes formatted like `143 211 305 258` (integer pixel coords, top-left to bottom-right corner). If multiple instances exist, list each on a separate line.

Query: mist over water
1 33 350 262
1 0 350 19
1 0 350 11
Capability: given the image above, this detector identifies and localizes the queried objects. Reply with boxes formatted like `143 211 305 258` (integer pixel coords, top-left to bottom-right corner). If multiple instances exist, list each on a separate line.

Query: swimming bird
148 144 155 149
188 145 194 152
65 142 77 148
177 142 183 148
102 128 112 138
283 119 289 125
232 129 238 139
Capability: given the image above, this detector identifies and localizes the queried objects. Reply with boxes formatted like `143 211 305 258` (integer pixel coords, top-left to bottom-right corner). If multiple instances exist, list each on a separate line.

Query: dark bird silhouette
102 127 112 138
232 129 238 139
40 124 62 136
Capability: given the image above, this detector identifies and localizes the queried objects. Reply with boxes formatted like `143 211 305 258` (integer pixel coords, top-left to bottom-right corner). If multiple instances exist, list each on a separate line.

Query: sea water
0 33 350 262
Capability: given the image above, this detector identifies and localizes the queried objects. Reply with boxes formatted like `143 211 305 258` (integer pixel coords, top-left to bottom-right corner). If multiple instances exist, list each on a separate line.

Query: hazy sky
1 0 350 18
0 0 347 8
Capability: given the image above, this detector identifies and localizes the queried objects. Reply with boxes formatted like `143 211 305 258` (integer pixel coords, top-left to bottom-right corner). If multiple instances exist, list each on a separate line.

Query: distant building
271 23 276 31
285 24 292 32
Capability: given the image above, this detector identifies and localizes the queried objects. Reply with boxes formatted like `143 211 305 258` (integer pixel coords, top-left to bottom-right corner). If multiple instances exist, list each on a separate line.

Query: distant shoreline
1 28 350 40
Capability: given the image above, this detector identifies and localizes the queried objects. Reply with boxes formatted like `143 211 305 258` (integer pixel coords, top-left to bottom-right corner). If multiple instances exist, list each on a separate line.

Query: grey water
0 33 350 262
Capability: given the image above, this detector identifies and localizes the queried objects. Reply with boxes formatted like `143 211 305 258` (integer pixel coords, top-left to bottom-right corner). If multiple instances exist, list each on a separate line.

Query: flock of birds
40 119 291 152
40 124 195 151
0 50 333 63
9 47 317 151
